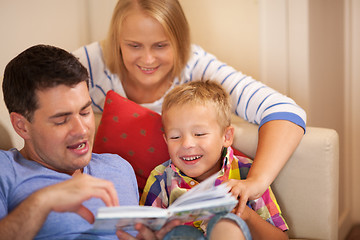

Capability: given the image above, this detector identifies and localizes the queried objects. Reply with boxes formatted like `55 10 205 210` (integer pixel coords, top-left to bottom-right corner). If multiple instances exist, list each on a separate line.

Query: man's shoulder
90 152 134 171
0 149 18 163
91 152 127 163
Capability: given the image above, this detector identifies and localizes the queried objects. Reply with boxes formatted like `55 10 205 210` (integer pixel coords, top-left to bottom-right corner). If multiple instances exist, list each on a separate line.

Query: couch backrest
231 115 339 240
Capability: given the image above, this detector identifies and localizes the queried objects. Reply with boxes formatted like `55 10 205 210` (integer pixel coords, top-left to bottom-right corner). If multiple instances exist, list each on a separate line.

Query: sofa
0 111 339 240
231 115 339 240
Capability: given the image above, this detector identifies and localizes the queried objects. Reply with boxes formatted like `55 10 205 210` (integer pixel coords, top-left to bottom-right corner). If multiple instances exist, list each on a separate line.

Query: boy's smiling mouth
181 155 202 161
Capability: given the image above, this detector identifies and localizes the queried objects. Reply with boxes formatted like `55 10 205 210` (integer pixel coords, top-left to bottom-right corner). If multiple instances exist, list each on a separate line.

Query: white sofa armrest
231 115 339 240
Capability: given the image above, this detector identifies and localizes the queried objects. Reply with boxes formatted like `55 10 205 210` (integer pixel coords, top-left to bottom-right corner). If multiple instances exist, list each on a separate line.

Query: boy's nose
182 135 195 148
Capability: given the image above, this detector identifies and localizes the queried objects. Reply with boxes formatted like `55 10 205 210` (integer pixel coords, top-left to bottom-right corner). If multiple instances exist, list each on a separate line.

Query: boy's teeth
183 155 201 161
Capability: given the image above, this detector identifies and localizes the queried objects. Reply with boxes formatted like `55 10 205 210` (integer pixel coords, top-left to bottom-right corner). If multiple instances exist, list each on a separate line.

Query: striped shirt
73 42 306 130
139 147 288 232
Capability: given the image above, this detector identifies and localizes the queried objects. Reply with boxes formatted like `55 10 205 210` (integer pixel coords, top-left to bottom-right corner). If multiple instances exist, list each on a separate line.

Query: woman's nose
143 49 155 65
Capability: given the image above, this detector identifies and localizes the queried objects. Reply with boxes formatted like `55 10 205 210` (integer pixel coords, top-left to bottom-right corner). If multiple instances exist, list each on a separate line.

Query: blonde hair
102 0 191 81
162 81 232 130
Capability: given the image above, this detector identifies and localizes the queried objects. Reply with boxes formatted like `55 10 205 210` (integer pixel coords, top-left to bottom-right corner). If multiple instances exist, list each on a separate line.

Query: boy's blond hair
162 81 232 131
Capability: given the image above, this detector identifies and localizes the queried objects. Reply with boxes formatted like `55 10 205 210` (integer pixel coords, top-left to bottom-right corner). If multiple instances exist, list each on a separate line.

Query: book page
170 172 230 208
169 193 237 222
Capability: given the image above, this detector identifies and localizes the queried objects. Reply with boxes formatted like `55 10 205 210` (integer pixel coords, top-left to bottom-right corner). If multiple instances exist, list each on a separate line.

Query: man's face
22 82 95 174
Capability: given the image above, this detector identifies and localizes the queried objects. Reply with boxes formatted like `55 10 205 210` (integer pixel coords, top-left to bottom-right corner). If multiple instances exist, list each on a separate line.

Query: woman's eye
156 43 168 48
128 43 140 48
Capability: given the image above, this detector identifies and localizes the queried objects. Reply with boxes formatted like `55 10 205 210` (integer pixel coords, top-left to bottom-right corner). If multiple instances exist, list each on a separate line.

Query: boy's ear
10 112 31 140
223 126 234 148
163 133 168 144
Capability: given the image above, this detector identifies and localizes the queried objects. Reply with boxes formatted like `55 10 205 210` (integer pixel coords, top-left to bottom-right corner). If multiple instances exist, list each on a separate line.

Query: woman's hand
226 178 264 216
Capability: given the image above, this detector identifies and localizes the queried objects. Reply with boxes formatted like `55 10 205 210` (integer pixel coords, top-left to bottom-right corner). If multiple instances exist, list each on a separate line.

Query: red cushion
232 148 248 158
93 90 169 194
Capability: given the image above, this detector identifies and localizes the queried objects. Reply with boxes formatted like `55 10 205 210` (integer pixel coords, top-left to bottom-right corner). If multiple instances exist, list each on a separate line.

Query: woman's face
119 10 174 88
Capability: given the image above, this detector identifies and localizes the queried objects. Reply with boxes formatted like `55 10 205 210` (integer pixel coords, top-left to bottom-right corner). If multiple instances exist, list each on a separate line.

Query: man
0 45 140 239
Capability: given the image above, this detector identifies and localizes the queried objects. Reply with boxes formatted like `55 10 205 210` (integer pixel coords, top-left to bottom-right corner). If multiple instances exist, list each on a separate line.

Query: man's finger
116 229 136 240
76 205 95 223
155 220 182 239
134 223 157 240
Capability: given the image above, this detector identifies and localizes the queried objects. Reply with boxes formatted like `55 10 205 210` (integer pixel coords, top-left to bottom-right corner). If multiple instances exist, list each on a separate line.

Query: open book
92 173 238 232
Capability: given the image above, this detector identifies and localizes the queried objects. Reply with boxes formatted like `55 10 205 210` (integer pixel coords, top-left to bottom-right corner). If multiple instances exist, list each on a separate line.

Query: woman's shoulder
187 44 218 64
190 44 206 56
72 42 103 62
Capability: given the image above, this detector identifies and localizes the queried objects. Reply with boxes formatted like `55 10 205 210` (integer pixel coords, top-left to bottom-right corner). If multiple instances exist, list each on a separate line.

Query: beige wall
0 0 89 149
345 0 360 231
181 0 260 80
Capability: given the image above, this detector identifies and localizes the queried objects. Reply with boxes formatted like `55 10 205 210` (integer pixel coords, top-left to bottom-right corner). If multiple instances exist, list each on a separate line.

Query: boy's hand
226 178 264 216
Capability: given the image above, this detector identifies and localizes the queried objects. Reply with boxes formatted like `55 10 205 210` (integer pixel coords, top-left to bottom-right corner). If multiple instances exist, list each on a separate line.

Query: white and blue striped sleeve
72 42 125 113
186 45 306 131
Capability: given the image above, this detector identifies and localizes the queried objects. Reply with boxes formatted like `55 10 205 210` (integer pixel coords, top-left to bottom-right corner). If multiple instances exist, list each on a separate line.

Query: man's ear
10 112 31 140
223 126 234 148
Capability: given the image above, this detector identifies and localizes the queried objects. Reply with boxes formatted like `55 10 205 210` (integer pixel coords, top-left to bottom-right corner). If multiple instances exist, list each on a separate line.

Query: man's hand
39 173 119 223
0 173 119 240
116 220 182 240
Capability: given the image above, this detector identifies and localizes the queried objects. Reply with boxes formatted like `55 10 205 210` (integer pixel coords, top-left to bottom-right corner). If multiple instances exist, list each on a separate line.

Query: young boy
140 81 288 240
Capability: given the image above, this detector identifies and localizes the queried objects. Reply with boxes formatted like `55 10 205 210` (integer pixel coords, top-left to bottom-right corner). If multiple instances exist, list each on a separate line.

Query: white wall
345 0 360 230
181 0 260 80
0 0 89 148
259 1 359 239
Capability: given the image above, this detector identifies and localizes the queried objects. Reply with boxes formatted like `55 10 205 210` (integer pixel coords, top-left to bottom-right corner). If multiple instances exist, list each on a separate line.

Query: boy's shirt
140 147 288 232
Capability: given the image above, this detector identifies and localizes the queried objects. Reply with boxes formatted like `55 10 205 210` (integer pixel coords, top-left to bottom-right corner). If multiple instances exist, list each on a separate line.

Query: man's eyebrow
49 101 92 119
81 101 92 111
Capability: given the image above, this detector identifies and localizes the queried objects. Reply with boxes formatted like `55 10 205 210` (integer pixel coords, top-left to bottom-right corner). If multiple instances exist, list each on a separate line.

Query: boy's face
19 81 95 174
163 103 233 182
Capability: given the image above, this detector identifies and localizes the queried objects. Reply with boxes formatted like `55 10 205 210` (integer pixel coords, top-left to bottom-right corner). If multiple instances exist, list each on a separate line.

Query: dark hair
2 44 89 121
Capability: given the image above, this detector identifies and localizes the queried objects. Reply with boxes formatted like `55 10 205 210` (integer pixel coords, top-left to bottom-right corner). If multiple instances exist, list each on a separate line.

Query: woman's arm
241 206 289 240
248 120 304 197
186 45 306 130
227 120 304 214
187 47 306 210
